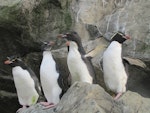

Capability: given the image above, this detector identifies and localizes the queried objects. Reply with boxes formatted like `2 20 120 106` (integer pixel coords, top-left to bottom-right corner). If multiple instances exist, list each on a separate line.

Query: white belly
40 52 62 104
103 42 128 93
67 49 93 84
12 67 39 106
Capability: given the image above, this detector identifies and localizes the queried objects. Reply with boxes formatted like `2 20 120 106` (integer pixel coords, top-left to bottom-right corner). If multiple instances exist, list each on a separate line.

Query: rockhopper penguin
102 32 130 100
4 55 41 112
40 41 63 108
58 31 96 85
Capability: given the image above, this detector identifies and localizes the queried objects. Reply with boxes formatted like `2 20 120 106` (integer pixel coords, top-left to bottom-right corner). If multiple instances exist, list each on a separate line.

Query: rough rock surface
19 82 150 113
70 0 150 60
0 0 150 113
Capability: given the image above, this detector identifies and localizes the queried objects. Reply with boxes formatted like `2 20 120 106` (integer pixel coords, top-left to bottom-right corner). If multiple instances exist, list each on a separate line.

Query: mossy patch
32 95 37 104
64 12 72 30
0 3 21 26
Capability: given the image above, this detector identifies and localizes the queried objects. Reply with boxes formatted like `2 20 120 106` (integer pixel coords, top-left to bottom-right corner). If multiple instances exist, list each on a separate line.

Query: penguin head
110 32 130 44
41 41 55 51
4 55 23 67
58 31 82 47
58 31 86 54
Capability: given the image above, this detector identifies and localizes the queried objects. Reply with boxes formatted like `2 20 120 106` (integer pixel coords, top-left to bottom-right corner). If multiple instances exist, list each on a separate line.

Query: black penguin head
58 31 85 54
41 41 55 51
110 32 130 44
58 31 82 47
4 55 24 67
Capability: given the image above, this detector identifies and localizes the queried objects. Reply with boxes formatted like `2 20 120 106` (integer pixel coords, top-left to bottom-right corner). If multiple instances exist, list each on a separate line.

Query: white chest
103 42 122 65
67 42 92 84
103 41 128 93
12 66 34 87
12 66 39 105
40 51 59 80
40 51 62 103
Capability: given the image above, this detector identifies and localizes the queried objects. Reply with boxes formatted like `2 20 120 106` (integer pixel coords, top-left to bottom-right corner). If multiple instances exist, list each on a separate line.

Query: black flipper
122 58 130 77
54 57 71 98
27 67 42 96
99 57 103 72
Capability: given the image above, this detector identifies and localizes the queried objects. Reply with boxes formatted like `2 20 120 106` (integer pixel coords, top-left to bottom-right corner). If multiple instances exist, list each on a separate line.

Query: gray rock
0 0 150 113
70 0 150 61
19 82 150 113
118 91 150 113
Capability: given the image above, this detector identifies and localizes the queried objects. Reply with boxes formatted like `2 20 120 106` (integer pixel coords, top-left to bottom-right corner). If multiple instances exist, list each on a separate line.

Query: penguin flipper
27 68 42 96
99 57 103 72
57 72 71 98
55 57 71 98
122 58 129 77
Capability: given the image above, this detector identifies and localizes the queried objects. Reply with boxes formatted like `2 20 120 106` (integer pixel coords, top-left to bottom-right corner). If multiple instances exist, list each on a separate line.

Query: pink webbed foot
40 102 55 109
114 92 122 100
16 105 27 113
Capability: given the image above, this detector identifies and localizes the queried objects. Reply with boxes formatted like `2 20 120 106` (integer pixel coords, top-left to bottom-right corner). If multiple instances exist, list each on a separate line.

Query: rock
118 91 150 113
123 57 147 68
18 82 150 113
0 0 150 113
0 90 19 113
70 0 150 61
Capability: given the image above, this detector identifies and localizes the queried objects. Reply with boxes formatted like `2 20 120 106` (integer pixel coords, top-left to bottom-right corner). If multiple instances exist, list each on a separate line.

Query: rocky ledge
19 82 150 113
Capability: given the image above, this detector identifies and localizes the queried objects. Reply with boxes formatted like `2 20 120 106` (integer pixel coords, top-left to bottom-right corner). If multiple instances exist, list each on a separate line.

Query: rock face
70 0 150 60
19 82 150 113
0 0 150 113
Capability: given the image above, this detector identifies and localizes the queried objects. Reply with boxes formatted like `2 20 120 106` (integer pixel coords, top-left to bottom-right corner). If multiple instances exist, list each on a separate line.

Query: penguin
4 55 41 112
102 32 130 100
40 41 64 108
58 31 96 85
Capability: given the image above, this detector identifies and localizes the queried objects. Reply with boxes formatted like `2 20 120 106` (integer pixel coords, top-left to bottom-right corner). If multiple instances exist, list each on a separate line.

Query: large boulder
19 82 150 113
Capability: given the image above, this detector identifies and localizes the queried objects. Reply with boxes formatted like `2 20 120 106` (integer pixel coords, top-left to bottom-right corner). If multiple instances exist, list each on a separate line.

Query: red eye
125 35 130 39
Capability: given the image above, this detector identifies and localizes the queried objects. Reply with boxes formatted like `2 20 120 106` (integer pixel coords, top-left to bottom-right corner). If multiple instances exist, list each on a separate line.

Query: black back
62 31 96 83
50 55 70 98
55 59 71 98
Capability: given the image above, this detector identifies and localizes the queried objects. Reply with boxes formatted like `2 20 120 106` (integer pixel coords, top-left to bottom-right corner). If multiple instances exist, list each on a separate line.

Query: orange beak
4 60 12 64
66 41 70 46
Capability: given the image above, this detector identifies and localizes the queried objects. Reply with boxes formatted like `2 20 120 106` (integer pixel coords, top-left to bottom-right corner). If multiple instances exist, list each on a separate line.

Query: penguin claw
114 92 122 100
43 104 56 109
40 102 55 109
40 102 50 106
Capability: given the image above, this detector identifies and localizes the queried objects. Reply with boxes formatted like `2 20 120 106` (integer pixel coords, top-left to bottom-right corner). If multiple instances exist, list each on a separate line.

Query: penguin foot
16 105 27 113
40 102 55 109
114 92 122 100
